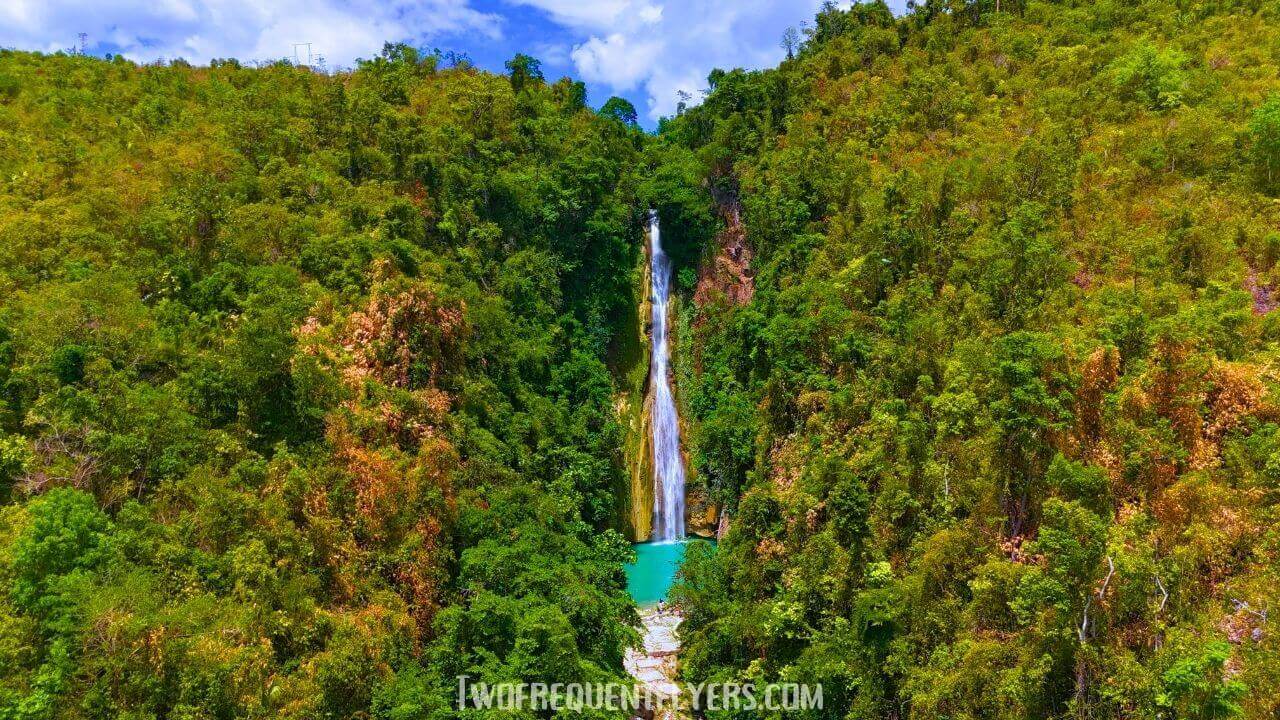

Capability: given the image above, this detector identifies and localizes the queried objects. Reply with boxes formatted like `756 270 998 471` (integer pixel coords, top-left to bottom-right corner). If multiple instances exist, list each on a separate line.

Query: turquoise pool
624 538 714 607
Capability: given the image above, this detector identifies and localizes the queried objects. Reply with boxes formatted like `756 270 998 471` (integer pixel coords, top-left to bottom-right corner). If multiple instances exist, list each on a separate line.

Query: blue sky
0 1 905 127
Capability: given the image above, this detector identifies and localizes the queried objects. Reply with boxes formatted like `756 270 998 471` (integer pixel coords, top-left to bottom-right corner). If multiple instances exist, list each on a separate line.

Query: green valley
5 0 1280 717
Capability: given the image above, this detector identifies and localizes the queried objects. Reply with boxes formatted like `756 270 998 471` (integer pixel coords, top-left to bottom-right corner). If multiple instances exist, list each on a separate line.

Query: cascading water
648 210 686 542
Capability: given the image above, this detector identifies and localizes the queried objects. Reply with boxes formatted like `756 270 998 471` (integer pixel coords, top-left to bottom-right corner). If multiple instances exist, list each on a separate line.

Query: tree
600 96 638 127
695 391 756 505
990 332 1073 534
9 488 113 624
505 53 543 93
0 435 29 499
781 27 800 59
676 89 692 116
1157 642 1246 720
1108 41 1186 110
1250 95 1280 193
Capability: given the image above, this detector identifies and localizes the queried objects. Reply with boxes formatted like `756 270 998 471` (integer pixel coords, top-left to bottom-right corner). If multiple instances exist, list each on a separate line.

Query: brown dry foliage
304 282 469 637
344 284 467 389
1144 337 1206 453
1073 345 1120 454
1196 362 1265 466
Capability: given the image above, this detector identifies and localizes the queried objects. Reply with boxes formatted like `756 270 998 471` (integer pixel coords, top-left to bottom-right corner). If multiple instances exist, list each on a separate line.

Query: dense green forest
663 0 1280 719
7 0 1280 718
0 45 652 718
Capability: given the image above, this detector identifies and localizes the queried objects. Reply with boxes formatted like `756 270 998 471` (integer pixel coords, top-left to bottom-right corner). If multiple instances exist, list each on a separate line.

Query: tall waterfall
649 210 686 542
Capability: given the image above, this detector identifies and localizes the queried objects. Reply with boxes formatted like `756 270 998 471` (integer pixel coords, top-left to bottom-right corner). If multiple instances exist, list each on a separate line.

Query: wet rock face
616 234 653 542
685 483 719 538
629 389 655 541
693 190 754 308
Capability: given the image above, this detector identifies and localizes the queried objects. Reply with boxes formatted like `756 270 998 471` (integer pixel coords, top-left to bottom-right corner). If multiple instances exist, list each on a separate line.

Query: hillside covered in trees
7 0 1280 718
0 46 653 717
661 0 1280 718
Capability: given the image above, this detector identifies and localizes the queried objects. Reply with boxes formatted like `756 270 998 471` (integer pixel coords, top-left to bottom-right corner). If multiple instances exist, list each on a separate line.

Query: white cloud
637 4 662 24
504 0 634 29
571 33 661 92
531 41 572 67
508 0 828 120
0 0 858 121
0 0 501 68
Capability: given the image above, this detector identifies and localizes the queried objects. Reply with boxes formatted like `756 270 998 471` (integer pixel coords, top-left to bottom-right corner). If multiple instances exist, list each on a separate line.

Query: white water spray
649 210 686 542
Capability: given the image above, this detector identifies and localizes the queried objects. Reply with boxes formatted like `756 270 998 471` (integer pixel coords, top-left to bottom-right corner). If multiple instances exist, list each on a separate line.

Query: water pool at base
625 538 715 607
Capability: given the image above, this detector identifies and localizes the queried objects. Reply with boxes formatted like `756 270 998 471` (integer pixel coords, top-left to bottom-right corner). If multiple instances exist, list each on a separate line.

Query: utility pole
293 43 313 67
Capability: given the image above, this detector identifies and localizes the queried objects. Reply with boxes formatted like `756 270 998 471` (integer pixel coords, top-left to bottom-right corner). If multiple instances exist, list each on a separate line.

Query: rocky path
625 606 682 718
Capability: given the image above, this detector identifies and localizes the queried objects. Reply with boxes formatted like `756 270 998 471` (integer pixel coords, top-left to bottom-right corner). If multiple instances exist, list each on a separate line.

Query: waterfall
649 210 686 542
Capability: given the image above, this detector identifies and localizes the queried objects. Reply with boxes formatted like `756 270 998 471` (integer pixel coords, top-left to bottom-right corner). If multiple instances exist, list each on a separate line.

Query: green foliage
640 141 719 270
9 489 113 625
1158 642 1247 720
6 1 1280 717
600 96 639 127
0 44 644 719
655 1 1280 718
504 53 543 93
1108 41 1187 110
0 436 30 498
1249 95 1280 194
693 390 756 506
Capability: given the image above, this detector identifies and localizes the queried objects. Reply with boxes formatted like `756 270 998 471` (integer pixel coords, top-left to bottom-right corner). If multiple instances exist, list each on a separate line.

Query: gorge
8 2 1280 716
623 210 696 712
